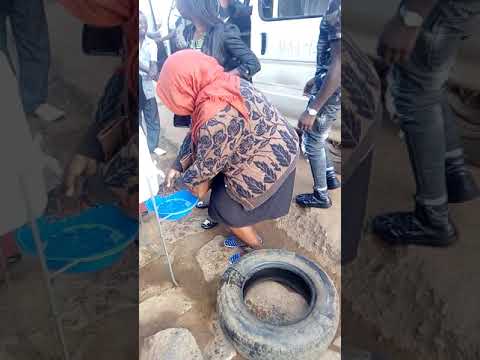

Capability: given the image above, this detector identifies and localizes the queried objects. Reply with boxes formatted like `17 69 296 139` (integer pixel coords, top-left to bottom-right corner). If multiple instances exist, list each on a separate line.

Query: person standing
296 0 342 209
159 51 298 265
172 0 261 230
219 0 252 48
373 0 480 246
139 11 164 155
0 0 64 122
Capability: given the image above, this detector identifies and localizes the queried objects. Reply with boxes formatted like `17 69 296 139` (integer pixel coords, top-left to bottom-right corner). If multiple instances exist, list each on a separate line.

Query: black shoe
296 190 332 208
196 201 209 209
326 170 341 190
372 203 456 246
201 218 218 230
446 170 480 203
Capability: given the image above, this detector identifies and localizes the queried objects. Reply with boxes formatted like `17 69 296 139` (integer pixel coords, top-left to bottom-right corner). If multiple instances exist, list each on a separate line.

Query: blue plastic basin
144 189 198 221
15 205 138 273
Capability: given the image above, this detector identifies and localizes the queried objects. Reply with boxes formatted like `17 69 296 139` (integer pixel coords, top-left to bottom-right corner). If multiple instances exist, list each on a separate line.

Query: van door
250 0 328 125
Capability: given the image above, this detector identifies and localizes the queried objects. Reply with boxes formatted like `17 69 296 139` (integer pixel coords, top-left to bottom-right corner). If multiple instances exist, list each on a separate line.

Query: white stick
146 176 179 287
18 174 70 360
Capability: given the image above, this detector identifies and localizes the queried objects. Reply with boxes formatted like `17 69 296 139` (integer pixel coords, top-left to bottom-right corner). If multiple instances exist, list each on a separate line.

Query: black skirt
208 169 296 227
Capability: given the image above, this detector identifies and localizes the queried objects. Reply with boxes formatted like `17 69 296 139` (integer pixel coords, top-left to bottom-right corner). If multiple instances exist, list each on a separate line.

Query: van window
259 0 328 20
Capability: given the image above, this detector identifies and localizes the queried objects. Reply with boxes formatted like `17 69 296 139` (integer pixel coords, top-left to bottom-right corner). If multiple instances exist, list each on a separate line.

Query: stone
139 288 193 338
196 236 234 283
141 328 204 360
203 317 236 360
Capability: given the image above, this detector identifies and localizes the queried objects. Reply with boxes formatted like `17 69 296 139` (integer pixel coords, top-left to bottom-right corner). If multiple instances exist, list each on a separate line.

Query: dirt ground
343 116 480 359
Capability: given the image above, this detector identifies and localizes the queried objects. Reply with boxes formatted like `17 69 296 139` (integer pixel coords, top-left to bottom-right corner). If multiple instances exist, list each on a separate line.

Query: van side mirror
82 25 123 56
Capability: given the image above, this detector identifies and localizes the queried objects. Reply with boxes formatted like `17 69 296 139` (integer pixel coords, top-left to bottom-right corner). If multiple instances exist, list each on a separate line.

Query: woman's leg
229 226 262 249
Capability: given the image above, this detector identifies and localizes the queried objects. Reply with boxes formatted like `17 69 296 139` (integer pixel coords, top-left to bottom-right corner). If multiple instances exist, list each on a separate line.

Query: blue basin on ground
15 205 138 273
144 189 198 221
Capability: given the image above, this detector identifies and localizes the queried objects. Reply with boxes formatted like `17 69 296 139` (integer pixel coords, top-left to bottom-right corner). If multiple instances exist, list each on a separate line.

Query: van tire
217 249 339 360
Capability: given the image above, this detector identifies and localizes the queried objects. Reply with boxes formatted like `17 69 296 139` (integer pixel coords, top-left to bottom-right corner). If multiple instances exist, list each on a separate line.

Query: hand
377 16 421 65
303 78 315 97
119 191 139 219
298 111 316 131
191 181 210 199
64 154 97 197
166 168 181 188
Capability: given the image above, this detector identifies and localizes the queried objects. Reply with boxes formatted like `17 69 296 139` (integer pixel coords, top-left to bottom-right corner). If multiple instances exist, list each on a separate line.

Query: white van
164 0 340 142
249 1 327 122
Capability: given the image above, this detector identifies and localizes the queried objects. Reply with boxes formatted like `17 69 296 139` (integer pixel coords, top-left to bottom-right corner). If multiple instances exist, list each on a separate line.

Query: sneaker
326 169 341 190
201 218 218 230
446 170 479 203
153 148 167 156
372 203 457 246
296 190 332 208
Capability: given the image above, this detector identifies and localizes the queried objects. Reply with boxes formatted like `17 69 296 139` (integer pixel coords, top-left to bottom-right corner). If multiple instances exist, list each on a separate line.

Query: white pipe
18 174 70 360
146 177 179 287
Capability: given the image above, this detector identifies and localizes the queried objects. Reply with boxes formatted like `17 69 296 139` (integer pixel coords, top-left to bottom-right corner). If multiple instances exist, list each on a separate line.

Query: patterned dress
174 80 299 225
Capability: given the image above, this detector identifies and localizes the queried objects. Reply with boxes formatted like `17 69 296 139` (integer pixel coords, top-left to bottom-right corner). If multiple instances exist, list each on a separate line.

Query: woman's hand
64 154 97 197
105 187 138 219
166 168 181 188
191 181 210 199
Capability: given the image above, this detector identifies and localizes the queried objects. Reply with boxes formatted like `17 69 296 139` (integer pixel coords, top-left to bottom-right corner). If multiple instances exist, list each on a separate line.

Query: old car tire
217 249 339 360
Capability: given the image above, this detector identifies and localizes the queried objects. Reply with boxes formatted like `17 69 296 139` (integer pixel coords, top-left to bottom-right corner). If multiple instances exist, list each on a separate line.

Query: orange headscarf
157 50 250 143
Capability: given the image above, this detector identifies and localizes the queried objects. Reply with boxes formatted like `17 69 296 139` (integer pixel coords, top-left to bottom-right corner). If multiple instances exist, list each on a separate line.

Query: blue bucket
15 205 138 273
144 189 198 221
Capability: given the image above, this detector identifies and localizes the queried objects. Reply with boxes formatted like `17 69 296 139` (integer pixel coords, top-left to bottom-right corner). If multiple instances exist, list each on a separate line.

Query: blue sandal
228 252 243 265
224 236 246 248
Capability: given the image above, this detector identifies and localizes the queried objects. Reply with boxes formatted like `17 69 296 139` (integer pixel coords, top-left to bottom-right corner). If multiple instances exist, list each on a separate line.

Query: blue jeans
303 95 340 191
139 80 160 153
0 0 50 113
391 0 480 206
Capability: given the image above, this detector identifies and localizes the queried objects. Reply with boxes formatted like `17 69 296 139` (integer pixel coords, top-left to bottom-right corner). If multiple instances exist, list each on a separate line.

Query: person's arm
149 30 175 43
147 40 158 79
298 40 340 130
173 132 194 172
147 61 158 79
310 41 341 112
182 115 243 198
223 24 261 79
378 0 438 64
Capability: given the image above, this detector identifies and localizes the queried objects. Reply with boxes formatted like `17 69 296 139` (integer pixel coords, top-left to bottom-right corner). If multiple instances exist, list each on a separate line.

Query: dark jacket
183 22 260 80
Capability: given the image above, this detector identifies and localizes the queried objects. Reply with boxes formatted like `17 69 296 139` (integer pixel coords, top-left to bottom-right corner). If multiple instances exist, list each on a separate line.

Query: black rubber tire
217 249 339 360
